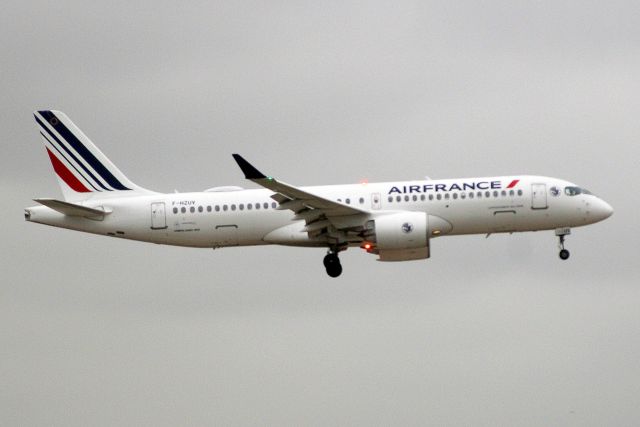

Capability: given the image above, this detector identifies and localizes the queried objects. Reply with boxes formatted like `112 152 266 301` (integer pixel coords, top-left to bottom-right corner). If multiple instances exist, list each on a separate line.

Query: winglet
232 154 267 180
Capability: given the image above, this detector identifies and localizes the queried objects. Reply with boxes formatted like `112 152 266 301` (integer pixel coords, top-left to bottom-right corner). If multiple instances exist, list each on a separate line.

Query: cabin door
151 202 167 229
531 184 548 209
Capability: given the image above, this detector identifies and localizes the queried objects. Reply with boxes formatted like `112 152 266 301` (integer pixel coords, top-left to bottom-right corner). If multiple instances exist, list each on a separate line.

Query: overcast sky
2 1 639 425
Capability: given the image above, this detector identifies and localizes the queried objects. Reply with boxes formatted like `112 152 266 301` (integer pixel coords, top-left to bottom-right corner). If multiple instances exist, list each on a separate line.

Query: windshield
565 186 592 196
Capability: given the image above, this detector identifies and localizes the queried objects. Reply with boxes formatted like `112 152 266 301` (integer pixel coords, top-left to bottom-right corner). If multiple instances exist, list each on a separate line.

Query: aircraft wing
232 154 369 235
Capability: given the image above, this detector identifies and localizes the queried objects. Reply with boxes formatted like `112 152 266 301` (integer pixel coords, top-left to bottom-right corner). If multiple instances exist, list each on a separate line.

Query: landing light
432 230 441 236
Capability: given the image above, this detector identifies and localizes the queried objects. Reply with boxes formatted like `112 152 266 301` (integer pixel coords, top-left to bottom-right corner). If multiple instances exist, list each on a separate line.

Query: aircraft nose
594 198 614 221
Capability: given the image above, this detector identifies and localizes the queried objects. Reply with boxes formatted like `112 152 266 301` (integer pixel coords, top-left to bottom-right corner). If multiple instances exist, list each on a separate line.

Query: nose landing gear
556 228 571 260
323 251 343 278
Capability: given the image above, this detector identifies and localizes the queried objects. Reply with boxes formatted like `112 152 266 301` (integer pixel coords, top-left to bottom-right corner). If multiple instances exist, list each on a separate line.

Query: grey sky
2 1 639 425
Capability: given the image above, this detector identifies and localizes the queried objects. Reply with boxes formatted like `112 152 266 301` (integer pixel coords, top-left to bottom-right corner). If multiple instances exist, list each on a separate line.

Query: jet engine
366 212 452 261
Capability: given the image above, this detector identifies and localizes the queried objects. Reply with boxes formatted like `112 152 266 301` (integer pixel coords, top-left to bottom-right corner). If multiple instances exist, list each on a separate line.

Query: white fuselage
25 175 613 250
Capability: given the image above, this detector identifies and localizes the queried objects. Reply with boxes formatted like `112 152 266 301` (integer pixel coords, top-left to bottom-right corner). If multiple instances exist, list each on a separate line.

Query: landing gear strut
323 251 342 278
556 228 571 260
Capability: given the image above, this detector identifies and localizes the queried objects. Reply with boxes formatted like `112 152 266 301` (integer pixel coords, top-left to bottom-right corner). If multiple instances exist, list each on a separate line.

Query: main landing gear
323 251 343 278
556 228 571 260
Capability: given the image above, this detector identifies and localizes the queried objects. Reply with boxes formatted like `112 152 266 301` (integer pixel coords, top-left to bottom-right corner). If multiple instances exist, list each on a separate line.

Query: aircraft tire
323 253 339 268
326 263 343 278
559 249 570 260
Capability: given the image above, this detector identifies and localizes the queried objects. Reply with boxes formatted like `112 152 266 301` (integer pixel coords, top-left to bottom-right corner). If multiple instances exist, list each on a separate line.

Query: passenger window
461 192 466 199
388 196 393 203
359 197 364 204
396 196 401 202
345 198 350 204
223 205 228 211
468 192 474 199
404 195 410 202
231 204 236 211
493 191 499 197
207 206 212 212
429 194 434 201
517 190 523 196
190 206 195 213
173 207 178 214
420 194 426 201
215 205 220 212
271 202 277 209
501 190 506 197
255 203 260 209
509 190 514 196
452 193 458 200
437 194 442 200
477 191 482 198
239 204 244 210
181 207 186 213
247 203 252 210
198 206 203 213
412 195 417 201
445 193 450 200
263 202 269 209
485 191 490 198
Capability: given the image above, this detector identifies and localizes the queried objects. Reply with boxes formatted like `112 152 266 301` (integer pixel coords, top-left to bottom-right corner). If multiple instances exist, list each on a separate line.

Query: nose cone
593 198 614 222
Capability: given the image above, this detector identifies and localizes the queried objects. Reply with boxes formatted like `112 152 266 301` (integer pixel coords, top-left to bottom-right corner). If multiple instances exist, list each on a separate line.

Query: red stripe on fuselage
46 148 91 192
506 179 520 189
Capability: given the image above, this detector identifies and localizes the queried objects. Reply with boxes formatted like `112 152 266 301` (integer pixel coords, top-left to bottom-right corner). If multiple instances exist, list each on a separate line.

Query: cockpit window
565 186 592 196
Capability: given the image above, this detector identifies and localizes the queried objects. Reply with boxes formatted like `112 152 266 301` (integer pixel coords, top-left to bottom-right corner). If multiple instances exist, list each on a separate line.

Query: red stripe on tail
46 148 91 192
506 179 520 189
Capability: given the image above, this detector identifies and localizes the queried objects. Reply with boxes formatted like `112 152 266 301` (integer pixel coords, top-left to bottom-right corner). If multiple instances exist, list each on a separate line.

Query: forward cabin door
151 202 167 229
531 184 548 209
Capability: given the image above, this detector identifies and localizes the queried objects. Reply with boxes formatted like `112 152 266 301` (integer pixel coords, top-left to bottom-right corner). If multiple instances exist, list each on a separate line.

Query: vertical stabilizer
33 110 154 202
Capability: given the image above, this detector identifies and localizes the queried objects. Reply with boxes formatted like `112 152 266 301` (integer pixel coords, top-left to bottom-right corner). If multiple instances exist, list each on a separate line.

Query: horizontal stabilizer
33 198 112 217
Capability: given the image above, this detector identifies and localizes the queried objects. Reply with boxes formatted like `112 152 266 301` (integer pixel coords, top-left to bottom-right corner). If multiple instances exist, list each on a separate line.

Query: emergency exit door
371 193 382 210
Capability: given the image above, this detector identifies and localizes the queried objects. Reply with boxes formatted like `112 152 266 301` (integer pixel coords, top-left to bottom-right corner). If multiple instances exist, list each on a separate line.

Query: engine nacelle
375 212 428 250
371 212 452 261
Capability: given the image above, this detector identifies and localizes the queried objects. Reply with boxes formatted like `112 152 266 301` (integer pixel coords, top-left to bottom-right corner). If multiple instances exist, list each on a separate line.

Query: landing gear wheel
323 253 342 278
323 253 337 268
556 229 571 261
326 262 343 278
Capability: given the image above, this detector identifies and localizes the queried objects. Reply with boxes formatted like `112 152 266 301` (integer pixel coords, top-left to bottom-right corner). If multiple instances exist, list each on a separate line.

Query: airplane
25 110 613 277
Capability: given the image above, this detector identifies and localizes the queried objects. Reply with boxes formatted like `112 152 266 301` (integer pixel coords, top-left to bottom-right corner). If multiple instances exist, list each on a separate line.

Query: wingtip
232 154 267 180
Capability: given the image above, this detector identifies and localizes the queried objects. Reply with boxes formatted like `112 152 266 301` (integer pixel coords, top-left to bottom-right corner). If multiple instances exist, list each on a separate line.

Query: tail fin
34 110 154 202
